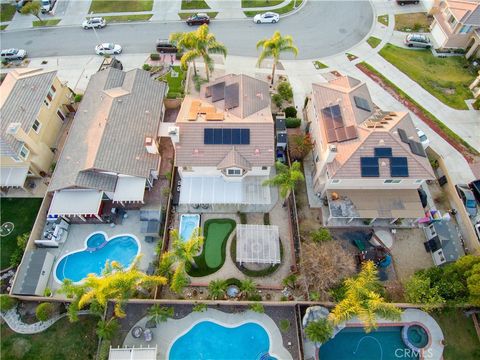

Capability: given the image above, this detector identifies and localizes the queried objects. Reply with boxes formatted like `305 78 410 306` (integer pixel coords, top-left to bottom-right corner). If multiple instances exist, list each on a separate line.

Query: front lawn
367 36 381 48
32 19 61 27
377 14 389 26
0 25 8 31
0 4 16 22
432 309 480 360
181 0 210 10
103 14 152 23
188 219 236 277
178 12 218 20
394 12 432 32
157 66 186 99
242 0 283 8
244 0 302 17
379 43 475 110
0 316 98 360
0 198 42 269
89 0 153 13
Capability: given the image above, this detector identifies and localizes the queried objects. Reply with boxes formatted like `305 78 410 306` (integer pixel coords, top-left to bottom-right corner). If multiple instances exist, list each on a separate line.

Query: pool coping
53 231 141 284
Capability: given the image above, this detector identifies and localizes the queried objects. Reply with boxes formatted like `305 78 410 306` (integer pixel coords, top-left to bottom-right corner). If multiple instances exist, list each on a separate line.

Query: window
32 119 41 133
261 166 268 170
459 25 472 34
10 155 21 163
19 145 29 160
384 179 402 184
331 179 341 184
46 84 56 101
57 108 65 121
447 15 457 28
227 168 242 176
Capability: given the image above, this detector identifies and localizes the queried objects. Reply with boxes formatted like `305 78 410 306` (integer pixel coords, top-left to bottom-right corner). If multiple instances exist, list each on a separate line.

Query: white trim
384 179 402 184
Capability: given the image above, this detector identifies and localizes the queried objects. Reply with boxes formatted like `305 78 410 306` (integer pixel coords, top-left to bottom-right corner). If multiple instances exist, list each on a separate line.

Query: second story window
459 25 472 34
32 119 41 133
19 145 30 160
227 168 242 176
47 84 56 101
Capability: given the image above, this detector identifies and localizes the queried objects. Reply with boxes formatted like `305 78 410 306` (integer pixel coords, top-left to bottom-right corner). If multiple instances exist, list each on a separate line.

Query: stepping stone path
0 222 14 237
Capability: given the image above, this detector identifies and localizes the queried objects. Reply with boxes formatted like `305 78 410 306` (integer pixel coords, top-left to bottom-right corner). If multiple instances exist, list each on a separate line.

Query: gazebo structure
236 224 281 265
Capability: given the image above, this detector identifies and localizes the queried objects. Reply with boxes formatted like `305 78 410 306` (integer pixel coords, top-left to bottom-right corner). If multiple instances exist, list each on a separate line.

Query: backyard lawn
0 198 42 270
379 43 475 110
0 4 16 22
158 66 186 99
432 310 480 360
89 0 153 13
0 316 98 360
188 218 236 277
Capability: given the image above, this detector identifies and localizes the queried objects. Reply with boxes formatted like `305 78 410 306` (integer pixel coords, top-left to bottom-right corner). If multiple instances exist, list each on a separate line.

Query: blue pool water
319 326 420 360
169 321 277 360
179 214 200 241
55 232 139 282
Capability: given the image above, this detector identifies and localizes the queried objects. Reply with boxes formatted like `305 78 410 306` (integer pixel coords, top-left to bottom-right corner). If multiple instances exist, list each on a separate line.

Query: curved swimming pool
55 232 139 283
168 321 277 360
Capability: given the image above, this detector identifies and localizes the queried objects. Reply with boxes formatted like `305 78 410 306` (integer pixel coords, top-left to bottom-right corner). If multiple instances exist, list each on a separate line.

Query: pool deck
123 308 293 360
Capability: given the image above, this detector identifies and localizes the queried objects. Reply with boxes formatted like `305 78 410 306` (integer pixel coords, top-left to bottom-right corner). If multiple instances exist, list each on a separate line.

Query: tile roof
0 69 57 156
217 147 252 170
445 0 480 25
49 68 166 191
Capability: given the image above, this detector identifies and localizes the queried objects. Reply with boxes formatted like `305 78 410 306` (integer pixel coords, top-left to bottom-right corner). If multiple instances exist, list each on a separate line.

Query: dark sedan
186 13 210 26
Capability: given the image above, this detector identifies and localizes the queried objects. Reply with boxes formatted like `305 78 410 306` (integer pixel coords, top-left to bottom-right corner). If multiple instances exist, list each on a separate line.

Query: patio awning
48 190 103 216
113 176 146 203
179 176 270 205
0 166 28 187
11 249 55 296
109 346 157 360
236 224 281 264
328 189 425 219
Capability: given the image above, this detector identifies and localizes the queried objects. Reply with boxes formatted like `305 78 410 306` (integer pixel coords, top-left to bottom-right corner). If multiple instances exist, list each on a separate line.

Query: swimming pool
179 214 200 241
168 321 277 360
319 326 421 360
55 232 139 283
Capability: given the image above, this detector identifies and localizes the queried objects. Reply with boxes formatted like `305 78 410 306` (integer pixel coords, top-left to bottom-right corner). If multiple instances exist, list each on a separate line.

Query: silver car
404 34 431 49
82 17 106 29
1 48 27 61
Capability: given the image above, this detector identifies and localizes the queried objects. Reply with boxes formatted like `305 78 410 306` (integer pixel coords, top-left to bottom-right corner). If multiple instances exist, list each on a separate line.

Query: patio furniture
144 329 153 342
131 326 144 338
353 238 366 251
140 209 162 235
145 319 157 329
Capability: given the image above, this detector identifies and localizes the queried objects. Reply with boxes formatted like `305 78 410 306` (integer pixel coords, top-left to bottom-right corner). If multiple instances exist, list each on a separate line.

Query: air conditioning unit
168 126 180 143
326 144 337 163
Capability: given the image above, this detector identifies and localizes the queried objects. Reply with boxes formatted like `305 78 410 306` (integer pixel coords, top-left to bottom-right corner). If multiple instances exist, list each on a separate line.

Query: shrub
286 118 301 128
0 295 16 312
284 106 297 118
305 318 334 344
280 295 288 301
279 319 290 332
142 64 152 71
310 228 332 243
277 81 293 101
35 302 55 321
44 287 52 297
74 94 83 102
263 213 270 225
10 232 29 267
248 294 262 301
193 303 207 312
272 94 283 108
249 302 264 313
150 53 160 61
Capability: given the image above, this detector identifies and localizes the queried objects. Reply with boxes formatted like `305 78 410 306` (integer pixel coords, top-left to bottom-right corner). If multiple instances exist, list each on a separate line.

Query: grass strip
367 36 382 49
0 4 15 22
244 0 303 17
181 0 210 10
103 14 152 22
178 12 218 20
377 14 389 26
32 19 61 27
242 0 283 8
89 0 153 13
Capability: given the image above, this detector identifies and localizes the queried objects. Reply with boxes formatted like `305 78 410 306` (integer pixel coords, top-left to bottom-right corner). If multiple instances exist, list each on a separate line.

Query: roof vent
379 139 385 145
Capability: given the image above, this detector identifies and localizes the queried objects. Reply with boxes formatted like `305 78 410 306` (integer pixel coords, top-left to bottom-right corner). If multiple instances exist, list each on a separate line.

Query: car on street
253 12 280 24
416 128 430 149
83 17 106 29
455 184 478 217
41 0 56 14
397 0 420 5
404 34 431 49
186 13 210 26
156 39 178 53
1 48 27 61
95 43 122 55
475 222 480 242
469 179 480 204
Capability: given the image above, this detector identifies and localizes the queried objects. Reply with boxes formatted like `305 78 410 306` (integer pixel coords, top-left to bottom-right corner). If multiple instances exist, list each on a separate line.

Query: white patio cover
179 176 270 205
0 166 28 187
113 176 146 203
48 190 103 216
109 346 157 360
236 224 281 264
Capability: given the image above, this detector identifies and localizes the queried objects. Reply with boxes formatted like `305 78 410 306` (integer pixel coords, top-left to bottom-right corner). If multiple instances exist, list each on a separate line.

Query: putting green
204 219 236 269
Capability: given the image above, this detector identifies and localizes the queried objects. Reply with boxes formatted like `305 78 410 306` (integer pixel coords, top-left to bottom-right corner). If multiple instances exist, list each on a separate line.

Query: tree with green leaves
305 318 333 345
249 302 264 313
170 25 227 81
96 318 119 341
10 232 30 267
0 295 16 312
170 262 190 294
20 1 42 21
239 279 257 299
171 228 204 270
193 303 208 312
263 161 304 200
405 275 445 311
289 133 313 161
35 302 55 321
148 305 174 324
329 261 402 332
310 227 332 243
256 31 298 85
208 279 227 300
282 273 298 291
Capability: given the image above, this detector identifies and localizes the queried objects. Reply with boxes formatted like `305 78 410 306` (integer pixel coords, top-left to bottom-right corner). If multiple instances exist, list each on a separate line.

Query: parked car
41 0 56 14
475 222 480 242
1 48 27 61
95 43 122 55
253 12 280 24
397 0 420 5
404 34 431 49
82 17 106 29
156 39 178 54
16 0 31 12
416 128 430 149
455 184 478 217
186 13 210 26
469 179 480 204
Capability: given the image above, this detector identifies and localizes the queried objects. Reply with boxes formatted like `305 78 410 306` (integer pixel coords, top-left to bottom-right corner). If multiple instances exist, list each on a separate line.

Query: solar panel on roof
354 96 371 112
213 128 223 144
211 82 225 102
204 128 250 145
223 128 232 144
326 129 337 143
390 157 409 177
345 125 358 140
204 129 214 144
361 157 379 177
336 127 347 142
398 128 409 144
374 147 392 158
409 140 427 157
324 118 334 130
232 129 241 144
225 83 239 110
240 129 250 144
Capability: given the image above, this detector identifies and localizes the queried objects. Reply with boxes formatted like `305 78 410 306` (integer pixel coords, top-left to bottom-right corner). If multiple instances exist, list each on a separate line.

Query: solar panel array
225 83 239 110
360 149 410 178
210 82 226 102
374 147 392 158
353 96 371 112
398 128 409 143
360 157 380 177
204 128 250 145
390 157 409 177
322 105 358 143
408 140 426 157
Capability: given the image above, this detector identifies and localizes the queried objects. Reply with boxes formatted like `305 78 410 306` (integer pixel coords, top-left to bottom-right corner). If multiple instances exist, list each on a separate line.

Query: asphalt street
1 1 373 60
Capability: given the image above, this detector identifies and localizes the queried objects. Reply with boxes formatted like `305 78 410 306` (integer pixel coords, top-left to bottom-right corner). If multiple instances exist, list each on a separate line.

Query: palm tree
263 161 304 200
304 318 333 346
96 318 119 341
329 261 402 332
20 1 42 22
170 262 190 294
170 25 227 81
256 31 298 85
282 273 298 291
239 279 257 299
208 279 227 300
148 305 174 324
171 228 204 270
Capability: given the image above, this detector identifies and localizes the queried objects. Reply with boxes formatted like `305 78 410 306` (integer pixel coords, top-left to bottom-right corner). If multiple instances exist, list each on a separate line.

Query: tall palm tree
208 279 227 300
170 262 190 294
256 31 298 85
329 261 402 332
304 318 333 346
171 228 204 270
239 279 257 299
263 161 304 199
96 318 119 341
170 25 227 81
148 305 174 324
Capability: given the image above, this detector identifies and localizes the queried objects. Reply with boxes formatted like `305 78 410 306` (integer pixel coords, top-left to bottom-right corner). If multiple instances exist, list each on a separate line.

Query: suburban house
305 76 435 226
430 0 480 58
171 74 275 212
0 68 75 193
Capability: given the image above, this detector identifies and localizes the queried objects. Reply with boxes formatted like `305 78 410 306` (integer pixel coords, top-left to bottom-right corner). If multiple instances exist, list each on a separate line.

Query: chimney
144 136 159 154
168 126 180 144
326 144 337 163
